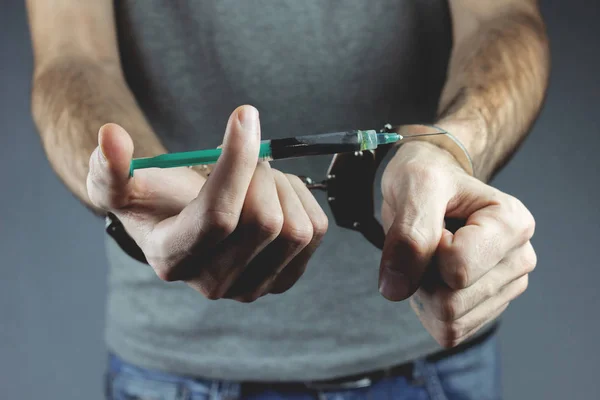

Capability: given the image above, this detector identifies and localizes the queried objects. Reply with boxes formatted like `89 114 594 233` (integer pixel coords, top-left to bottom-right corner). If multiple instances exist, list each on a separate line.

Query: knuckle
451 265 470 289
150 260 179 282
235 292 262 303
251 211 284 239
270 267 307 294
516 275 529 297
480 279 497 301
198 278 226 301
522 244 538 273
440 320 467 348
393 223 431 261
501 195 535 240
312 212 329 238
155 267 177 282
205 209 238 238
147 236 176 261
485 210 509 233
282 221 313 247
145 238 188 282
523 209 536 239
204 288 223 301
441 256 471 290
501 194 523 213
433 292 465 322
432 333 448 348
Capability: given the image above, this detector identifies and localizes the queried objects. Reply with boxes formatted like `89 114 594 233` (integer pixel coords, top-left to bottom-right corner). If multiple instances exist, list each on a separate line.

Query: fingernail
238 106 258 132
379 262 411 301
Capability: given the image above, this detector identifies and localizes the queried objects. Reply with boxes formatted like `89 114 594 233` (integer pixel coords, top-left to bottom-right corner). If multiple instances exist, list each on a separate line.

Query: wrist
394 141 464 172
434 116 489 175
392 124 475 177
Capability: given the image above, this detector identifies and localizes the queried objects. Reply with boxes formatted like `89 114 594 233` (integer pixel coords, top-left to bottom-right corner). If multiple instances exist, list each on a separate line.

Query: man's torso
106 0 453 381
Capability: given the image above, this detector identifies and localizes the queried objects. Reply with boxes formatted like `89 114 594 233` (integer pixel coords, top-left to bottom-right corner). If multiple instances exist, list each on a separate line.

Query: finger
269 174 328 294
89 119 206 216
438 181 536 289
424 241 536 321
226 170 313 301
450 303 508 347
412 275 527 348
87 123 136 211
378 168 453 302
88 122 211 264
195 105 261 226
145 105 260 269
87 124 159 243
425 301 509 349
178 161 282 298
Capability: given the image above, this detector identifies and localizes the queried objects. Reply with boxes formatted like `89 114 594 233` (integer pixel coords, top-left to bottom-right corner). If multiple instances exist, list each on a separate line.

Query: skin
26 0 549 346
88 109 328 300
379 0 549 347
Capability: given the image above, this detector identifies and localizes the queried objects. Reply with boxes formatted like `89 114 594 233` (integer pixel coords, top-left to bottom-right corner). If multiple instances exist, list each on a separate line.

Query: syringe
129 130 401 176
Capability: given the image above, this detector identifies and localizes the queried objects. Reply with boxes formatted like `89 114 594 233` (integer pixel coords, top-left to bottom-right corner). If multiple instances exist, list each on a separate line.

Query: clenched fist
380 141 537 347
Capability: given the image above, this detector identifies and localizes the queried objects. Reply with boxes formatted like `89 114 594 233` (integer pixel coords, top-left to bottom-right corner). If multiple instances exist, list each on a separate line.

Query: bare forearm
31 58 166 213
436 7 550 181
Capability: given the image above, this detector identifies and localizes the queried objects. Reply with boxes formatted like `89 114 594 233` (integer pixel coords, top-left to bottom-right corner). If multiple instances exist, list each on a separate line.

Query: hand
379 141 536 347
87 105 328 302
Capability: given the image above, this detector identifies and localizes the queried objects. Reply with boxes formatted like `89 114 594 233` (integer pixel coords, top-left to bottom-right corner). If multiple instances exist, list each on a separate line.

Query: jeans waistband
242 322 498 394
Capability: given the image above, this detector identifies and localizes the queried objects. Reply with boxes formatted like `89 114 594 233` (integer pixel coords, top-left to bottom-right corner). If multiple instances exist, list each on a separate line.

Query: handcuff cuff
106 124 473 263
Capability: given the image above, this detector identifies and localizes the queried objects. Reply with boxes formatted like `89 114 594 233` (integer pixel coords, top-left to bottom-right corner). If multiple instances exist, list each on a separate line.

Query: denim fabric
105 334 501 400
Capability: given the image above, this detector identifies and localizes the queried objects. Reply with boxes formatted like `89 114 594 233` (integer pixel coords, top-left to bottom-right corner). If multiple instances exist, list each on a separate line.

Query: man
26 0 549 399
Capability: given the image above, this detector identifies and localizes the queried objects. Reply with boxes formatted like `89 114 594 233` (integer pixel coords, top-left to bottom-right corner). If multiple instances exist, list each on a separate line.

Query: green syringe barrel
129 130 400 176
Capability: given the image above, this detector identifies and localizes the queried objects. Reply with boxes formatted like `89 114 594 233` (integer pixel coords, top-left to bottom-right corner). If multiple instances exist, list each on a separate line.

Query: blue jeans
105 334 501 400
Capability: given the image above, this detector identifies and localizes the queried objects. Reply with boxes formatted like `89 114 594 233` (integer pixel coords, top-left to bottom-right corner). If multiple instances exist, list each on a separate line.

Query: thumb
378 174 452 301
87 123 135 210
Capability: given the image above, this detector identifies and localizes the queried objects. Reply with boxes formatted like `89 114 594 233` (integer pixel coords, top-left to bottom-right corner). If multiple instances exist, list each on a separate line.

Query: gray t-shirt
107 0 452 381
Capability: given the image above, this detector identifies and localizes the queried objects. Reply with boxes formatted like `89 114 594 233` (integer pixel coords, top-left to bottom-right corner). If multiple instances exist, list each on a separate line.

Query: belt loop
218 380 242 400
177 384 190 400
412 359 427 386
316 392 328 400
209 380 220 400
413 359 448 400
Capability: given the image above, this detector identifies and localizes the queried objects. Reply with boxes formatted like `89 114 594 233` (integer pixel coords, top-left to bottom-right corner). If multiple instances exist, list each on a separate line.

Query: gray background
1 1 598 399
